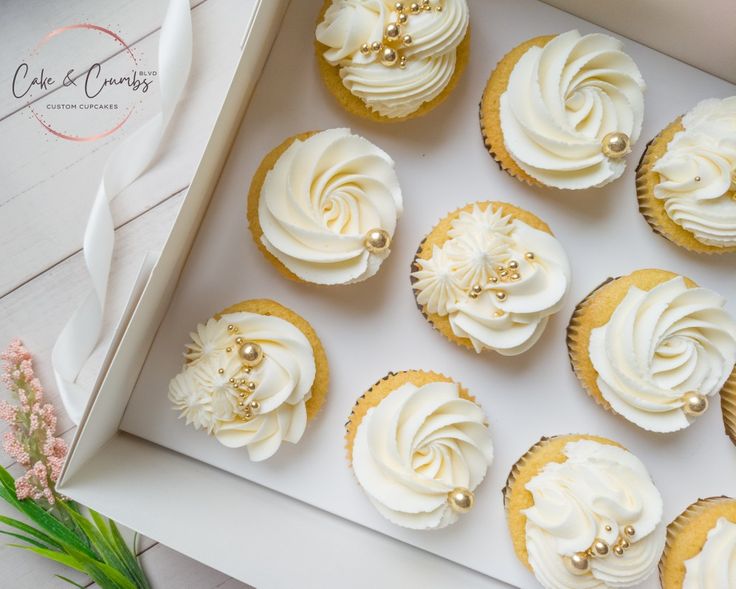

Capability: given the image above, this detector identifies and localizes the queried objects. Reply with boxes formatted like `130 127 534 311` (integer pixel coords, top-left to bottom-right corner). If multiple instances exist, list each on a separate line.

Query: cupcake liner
503 434 622 569
479 35 553 187
659 496 736 588
410 201 553 352
246 131 318 284
345 369 475 463
314 0 471 123
720 367 736 446
635 116 736 255
216 298 330 420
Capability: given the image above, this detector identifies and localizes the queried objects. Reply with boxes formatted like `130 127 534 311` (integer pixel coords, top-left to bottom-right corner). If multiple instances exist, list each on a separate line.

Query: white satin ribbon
52 0 193 423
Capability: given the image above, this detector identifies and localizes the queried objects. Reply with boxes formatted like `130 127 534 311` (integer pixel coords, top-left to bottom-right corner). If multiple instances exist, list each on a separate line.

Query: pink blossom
1 339 67 505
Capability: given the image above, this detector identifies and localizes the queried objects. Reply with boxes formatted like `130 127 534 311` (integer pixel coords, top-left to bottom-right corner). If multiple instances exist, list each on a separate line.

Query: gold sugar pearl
409 2 420 13
605 525 613 532
226 347 232 353
217 368 224 375
565 553 590 575
365 228 391 253
249 400 260 412
471 284 482 295
239 342 264 367
510 273 520 281
447 488 474 513
385 23 400 40
399 56 407 69
394 1 405 10
601 131 631 159
436 4 442 10
495 291 507 301
242 366 252 374
489 276 499 284
613 545 625 557
694 176 701 182
246 381 257 391
499 269 509 278
371 41 382 53
494 310 505 317
619 538 630 550
402 34 413 46
525 252 535 261
591 539 609 557
238 401 245 408
360 43 371 55
624 525 636 537
398 12 408 23
380 47 398 67
682 392 708 416
227 324 234 331
239 379 247 385
236 337 244 345
229 378 235 384
508 260 519 269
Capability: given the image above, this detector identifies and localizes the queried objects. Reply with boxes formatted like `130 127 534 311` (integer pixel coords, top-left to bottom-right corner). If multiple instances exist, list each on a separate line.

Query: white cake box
57 1 736 588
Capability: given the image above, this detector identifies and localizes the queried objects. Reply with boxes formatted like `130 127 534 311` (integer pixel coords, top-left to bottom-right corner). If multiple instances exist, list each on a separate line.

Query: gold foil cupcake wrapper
720 367 736 446
659 496 735 588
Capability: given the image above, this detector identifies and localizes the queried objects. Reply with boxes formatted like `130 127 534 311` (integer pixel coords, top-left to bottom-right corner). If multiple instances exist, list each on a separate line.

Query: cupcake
345 370 493 530
504 434 666 588
411 201 571 355
315 0 470 121
636 96 736 254
247 128 403 285
480 30 646 189
167 299 329 461
567 269 736 433
659 496 736 589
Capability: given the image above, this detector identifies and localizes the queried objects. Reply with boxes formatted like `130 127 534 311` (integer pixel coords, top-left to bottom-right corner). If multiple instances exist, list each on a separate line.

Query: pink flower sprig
0 340 67 505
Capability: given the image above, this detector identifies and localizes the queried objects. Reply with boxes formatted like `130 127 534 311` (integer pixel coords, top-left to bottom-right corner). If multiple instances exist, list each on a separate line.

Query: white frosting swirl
589 276 736 433
168 311 316 461
683 517 736 589
351 380 493 529
500 30 645 189
316 0 469 118
411 204 571 355
259 128 402 284
653 97 736 247
524 440 665 589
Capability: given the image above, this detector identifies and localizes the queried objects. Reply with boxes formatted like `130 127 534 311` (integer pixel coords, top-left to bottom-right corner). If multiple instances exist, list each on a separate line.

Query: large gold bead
409 2 420 13
402 34 413 46
398 13 408 24
371 41 382 53
365 228 391 252
613 545 625 557
564 552 590 575
380 47 398 66
249 400 260 412
592 539 609 556
385 23 400 40
394 1 405 11
601 131 631 158
239 342 264 367
447 487 474 513
682 392 708 416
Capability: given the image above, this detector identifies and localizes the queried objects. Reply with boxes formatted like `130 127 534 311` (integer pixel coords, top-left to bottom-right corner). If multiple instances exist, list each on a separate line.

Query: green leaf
0 465 15 491
65 543 139 589
0 486 97 559
9 544 87 575
58 502 128 574
0 529 53 550
0 514 60 548
55 575 86 589
109 518 150 589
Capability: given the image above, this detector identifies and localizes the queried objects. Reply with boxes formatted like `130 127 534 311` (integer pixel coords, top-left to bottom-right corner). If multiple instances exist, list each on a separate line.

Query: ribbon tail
52 0 193 423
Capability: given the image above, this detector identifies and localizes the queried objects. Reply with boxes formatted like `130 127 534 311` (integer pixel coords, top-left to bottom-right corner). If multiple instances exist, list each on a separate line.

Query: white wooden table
0 0 255 586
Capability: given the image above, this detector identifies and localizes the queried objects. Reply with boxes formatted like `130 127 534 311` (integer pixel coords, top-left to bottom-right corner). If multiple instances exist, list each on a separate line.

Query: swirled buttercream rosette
659 496 736 589
567 269 736 433
481 29 646 189
315 0 470 121
167 299 329 461
411 201 571 356
637 96 736 254
247 128 403 285
504 435 666 589
346 370 493 530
